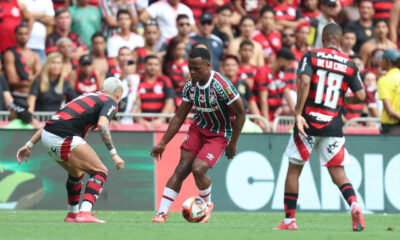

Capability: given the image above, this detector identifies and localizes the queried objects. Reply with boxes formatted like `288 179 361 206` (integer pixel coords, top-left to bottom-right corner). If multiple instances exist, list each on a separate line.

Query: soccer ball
182 197 208 223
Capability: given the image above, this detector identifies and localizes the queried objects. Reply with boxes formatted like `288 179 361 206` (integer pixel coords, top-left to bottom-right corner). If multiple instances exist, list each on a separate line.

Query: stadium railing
343 117 381 135
272 116 295 133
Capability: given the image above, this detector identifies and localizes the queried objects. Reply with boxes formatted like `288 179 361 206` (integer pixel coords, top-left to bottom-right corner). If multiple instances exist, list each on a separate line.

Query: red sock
66 174 83 206
82 172 107 206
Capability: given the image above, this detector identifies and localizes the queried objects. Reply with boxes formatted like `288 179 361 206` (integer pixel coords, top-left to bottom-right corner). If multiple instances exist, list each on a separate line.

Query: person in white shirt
21 0 55 65
140 0 195 47
107 9 144 58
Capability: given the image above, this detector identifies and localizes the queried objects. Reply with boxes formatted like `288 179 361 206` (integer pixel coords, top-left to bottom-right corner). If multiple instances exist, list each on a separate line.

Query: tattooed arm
97 116 124 170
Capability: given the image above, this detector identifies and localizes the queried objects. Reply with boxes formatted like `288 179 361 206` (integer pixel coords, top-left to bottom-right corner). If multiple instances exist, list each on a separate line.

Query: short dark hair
189 47 211 62
190 42 210 51
14 23 28 33
217 4 232 14
260 5 274 18
176 14 189 22
239 40 254 49
91 32 105 42
145 55 160 63
276 48 295 60
359 0 373 7
223 54 240 65
322 23 343 40
117 9 131 19
118 46 131 54
373 18 388 27
55 7 69 18
240 15 256 25
343 27 356 35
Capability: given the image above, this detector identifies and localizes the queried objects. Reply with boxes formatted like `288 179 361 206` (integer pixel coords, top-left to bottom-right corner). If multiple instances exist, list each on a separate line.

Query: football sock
80 171 107 212
66 174 83 213
339 183 357 206
198 184 212 205
284 192 298 221
158 187 178 214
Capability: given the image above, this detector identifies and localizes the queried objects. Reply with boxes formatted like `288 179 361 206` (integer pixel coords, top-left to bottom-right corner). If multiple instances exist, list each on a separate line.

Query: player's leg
274 132 314 230
318 136 365 231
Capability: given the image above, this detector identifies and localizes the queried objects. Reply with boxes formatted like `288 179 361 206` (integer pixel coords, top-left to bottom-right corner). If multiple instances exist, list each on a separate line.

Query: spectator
190 12 224 71
91 32 116 83
0 0 33 53
237 40 258 90
46 8 88 59
364 48 386 77
281 27 296 49
52 0 70 10
21 0 55 65
27 52 77 112
308 0 339 49
360 19 397 68
228 15 264 67
69 54 101 95
181 0 210 23
4 24 41 105
273 0 304 31
292 21 313 62
233 0 266 19
255 48 295 124
377 49 400 134
5 99 33 129
113 47 140 125
0 58 13 110
99 0 138 40
140 0 195 44
107 9 144 58
134 55 175 129
212 4 235 49
135 0 149 15
346 0 375 53
56 37 77 80
69 0 102 48
207 0 241 25
253 5 282 63
341 28 357 56
162 37 189 107
133 20 161 74
389 0 400 46
301 0 320 19
371 0 393 22
222 55 265 131
350 54 364 72
362 71 380 118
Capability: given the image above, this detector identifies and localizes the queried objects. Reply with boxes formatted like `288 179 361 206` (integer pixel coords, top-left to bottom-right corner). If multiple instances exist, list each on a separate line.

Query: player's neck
198 71 211 86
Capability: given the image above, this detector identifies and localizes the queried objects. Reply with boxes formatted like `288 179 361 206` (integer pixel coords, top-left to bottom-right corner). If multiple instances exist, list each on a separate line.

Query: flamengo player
16 77 125 223
274 24 366 231
151 48 246 223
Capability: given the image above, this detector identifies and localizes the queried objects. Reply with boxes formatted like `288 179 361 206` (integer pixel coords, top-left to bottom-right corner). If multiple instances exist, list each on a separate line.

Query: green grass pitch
0 211 399 240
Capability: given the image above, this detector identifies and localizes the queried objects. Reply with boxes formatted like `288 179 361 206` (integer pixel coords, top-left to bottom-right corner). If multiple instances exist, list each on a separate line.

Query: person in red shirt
134 55 175 129
69 54 101 95
300 0 320 19
233 0 267 19
182 0 210 24
253 5 282 63
292 21 313 62
237 40 258 91
273 0 304 31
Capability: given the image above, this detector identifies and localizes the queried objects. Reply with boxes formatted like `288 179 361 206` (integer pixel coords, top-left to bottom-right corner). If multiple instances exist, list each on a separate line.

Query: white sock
198 184 212 205
284 218 295 225
158 187 178 214
68 204 79 213
80 201 93 212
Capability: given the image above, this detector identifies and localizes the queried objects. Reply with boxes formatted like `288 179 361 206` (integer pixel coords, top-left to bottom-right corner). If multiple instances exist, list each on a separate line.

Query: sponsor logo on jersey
309 111 333 122
316 52 349 63
195 106 219 112
107 105 116 116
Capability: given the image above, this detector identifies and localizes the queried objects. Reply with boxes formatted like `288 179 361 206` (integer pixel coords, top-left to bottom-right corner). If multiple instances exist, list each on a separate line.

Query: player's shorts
181 124 229 168
284 132 350 167
41 130 87 162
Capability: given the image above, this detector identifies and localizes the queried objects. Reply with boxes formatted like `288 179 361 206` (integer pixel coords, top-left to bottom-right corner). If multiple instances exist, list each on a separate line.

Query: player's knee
174 161 191 179
191 164 207 178
99 166 108 176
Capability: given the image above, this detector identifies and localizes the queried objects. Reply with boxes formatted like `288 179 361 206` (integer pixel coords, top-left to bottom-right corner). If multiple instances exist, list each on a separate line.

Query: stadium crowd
0 0 399 134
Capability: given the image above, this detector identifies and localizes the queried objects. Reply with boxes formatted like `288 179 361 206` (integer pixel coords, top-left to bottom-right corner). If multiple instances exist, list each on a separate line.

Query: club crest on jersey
153 84 163 94
225 87 233 95
51 114 61 120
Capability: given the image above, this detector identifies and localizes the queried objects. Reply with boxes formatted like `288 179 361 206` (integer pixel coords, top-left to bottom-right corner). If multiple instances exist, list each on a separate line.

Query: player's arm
97 116 124 169
16 126 44 164
345 65 366 104
226 98 246 159
150 100 193 160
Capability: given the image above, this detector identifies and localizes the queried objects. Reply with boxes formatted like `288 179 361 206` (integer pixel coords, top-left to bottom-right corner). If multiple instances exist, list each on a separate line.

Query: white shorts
284 132 350 167
41 130 87 162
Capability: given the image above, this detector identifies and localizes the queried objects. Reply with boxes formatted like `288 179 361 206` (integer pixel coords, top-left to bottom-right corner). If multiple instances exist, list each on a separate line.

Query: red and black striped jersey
237 64 258 90
253 30 282 57
45 31 86 55
273 3 302 22
138 75 175 114
283 61 297 91
181 0 210 24
74 69 99 95
135 47 148 74
166 60 189 107
372 0 394 20
297 48 364 136
44 92 118 138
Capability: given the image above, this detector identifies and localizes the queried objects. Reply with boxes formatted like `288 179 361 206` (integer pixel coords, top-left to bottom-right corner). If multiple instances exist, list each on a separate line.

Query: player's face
117 48 133 67
223 58 239 79
177 19 191 35
341 33 356 48
363 72 377 88
189 57 210 83
144 25 160 45
56 12 72 30
174 42 186 59
240 19 255 38
58 41 73 58
359 1 374 20
282 29 295 46
118 14 132 30
145 58 161 76
296 26 310 43
239 45 254 61
375 22 388 38
49 57 63 76
260 12 275 29
217 9 232 25
15 27 30 46
91 36 106 55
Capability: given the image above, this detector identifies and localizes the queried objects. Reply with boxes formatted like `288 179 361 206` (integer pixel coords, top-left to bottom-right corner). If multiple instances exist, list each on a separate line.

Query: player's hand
16 145 31 165
225 142 237 160
112 154 125 170
150 142 166 161
295 114 309 137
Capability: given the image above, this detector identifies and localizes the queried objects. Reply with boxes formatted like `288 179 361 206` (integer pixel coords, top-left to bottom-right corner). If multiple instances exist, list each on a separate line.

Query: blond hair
40 52 67 93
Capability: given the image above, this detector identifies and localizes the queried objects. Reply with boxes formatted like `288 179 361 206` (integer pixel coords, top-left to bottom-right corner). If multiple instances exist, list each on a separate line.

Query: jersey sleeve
215 77 240 106
297 51 313 78
99 100 118 121
182 81 192 102
347 63 364 93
